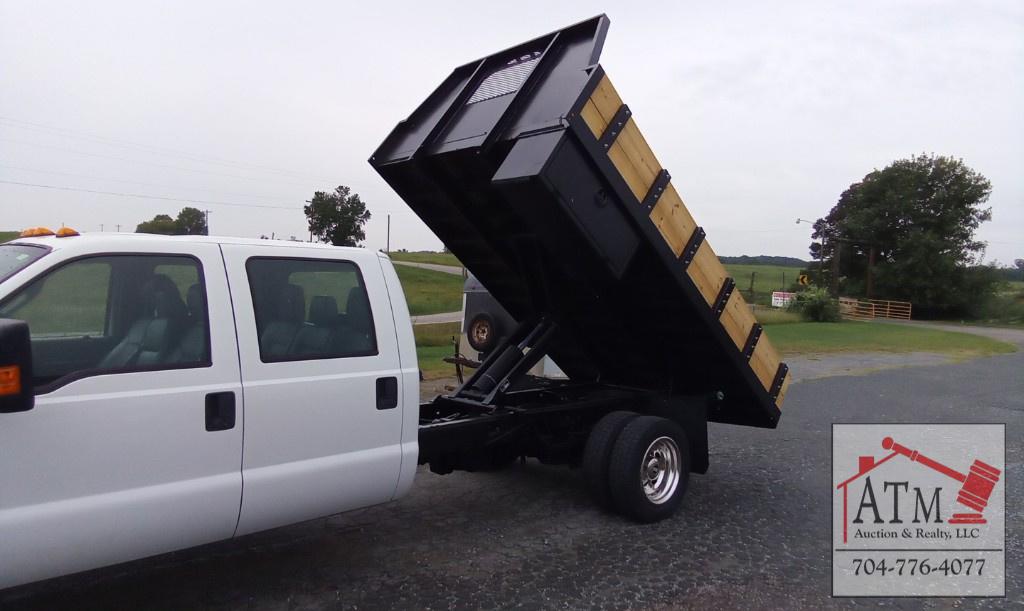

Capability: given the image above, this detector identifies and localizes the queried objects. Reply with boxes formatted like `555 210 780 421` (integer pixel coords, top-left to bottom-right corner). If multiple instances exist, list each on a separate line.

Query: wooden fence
838 298 912 321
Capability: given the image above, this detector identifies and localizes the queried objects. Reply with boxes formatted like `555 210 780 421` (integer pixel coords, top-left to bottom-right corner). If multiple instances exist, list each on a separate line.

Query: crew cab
0 232 419 589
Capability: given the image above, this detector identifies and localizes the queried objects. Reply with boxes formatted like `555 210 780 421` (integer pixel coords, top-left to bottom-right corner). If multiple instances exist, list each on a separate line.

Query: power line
0 163 423 219
0 115 336 183
0 162 296 202
0 137 321 188
0 179 301 210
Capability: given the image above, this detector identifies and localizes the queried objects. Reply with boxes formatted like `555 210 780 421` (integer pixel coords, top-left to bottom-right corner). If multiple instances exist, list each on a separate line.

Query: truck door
0 244 243 589
219 246 404 535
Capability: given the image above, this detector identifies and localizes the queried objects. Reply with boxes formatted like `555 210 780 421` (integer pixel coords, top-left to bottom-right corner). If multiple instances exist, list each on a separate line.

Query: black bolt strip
680 227 705 268
713 278 736 317
641 169 672 212
743 323 763 359
769 363 789 400
598 104 631 149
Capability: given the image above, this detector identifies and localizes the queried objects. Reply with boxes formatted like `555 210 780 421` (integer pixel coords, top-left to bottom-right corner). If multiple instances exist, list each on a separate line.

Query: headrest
276 284 305 323
186 284 206 319
346 289 371 331
143 274 187 320
308 296 338 326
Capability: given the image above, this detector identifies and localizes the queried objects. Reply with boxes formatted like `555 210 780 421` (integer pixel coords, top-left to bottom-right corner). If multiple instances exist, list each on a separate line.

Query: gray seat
168 283 208 364
291 295 337 356
100 275 188 368
259 284 305 358
343 289 375 353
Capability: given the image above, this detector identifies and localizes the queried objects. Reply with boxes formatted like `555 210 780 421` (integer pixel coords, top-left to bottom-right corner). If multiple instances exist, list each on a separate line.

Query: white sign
771 291 795 308
833 424 1005 597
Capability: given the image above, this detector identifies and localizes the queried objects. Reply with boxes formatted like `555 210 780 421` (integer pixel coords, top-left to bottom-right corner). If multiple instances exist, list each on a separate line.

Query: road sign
798 274 809 286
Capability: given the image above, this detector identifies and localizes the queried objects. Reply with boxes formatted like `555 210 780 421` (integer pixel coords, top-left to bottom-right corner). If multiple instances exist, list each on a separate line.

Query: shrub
969 289 1024 326
787 287 841 322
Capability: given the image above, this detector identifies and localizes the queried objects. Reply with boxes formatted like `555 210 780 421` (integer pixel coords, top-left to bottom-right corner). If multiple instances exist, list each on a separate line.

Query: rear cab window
0 243 50 283
246 258 377 362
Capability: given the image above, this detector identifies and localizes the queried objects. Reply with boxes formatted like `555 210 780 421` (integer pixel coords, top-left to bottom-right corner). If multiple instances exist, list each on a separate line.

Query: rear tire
467 313 499 353
582 411 639 509
608 416 690 523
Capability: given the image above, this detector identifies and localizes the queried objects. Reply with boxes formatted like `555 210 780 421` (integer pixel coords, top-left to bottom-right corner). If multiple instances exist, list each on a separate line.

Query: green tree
135 214 180 235
812 154 993 315
136 207 208 236
175 207 207 235
304 186 371 246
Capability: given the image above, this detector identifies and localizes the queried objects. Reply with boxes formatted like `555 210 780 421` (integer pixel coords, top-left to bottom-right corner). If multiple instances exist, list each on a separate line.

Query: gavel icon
882 437 1000 524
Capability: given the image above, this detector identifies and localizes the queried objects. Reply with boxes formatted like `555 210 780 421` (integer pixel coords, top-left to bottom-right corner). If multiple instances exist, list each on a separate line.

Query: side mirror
0 318 33 413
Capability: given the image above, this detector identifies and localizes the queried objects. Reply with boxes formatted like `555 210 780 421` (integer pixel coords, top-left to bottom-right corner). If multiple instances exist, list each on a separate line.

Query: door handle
376 377 398 410
205 392 236 431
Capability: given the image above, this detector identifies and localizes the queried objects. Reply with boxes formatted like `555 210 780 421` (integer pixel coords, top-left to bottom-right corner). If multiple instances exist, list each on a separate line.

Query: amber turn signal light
0 365 21 396
18 227 55 238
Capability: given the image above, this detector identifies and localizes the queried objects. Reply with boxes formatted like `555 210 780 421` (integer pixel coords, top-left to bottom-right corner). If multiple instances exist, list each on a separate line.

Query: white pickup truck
0 233 420 588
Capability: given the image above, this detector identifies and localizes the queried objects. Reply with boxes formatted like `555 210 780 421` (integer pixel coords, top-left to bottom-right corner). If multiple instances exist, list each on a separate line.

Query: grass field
411 316 1016 379
389 251 462 267
725 263 805 304
394 265 463 316
763 321 1015 358
413 322 461 379
0 231 19 243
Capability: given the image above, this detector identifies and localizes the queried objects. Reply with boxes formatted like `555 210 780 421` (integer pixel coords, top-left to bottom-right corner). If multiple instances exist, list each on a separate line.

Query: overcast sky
1 1 1021 264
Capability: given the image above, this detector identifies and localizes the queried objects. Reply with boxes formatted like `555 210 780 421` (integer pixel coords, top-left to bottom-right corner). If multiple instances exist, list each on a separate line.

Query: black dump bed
370 15 789 428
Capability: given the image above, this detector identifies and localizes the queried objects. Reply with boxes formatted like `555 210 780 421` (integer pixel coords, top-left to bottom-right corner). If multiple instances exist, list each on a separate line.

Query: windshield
0 244 49 283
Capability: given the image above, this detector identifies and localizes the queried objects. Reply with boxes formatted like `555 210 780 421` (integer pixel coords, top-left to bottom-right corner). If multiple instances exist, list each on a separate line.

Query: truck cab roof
7 233 374 256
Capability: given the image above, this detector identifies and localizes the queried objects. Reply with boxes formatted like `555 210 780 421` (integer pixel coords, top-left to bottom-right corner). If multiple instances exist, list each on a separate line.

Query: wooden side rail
579 74 790 409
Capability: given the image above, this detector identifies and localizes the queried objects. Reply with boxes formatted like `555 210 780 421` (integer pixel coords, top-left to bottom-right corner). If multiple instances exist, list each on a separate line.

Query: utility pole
386 213 391 254
831 241 841 297
305 199 313 242
866 246 876 299
204 209 211 235
100 223 104 232
115 224 121 232
795 218 821 287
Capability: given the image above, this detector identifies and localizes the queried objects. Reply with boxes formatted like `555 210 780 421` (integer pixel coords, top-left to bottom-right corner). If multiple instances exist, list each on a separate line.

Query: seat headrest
346 289 371 328
308 296 338 326
143 274 187 320
186 284 206 320
276 284 305 323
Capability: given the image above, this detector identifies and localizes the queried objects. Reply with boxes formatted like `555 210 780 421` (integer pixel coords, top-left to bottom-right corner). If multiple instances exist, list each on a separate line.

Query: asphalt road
392 261 465 276
4 332 1021 609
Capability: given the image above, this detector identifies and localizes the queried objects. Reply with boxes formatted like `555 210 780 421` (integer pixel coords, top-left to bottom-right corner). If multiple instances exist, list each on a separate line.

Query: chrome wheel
470 320 491 346
640 436 681 504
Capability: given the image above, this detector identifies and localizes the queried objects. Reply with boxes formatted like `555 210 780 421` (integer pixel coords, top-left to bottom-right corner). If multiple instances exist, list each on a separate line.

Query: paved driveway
3 328 1021 609
392 261 464 276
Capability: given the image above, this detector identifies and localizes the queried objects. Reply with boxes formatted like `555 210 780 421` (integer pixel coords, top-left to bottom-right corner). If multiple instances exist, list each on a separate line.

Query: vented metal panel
467 52 542 104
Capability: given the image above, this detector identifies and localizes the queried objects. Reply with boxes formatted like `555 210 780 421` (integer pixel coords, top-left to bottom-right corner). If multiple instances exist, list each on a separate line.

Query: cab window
246 258 377 362
0 243 49 283
0 255 211 391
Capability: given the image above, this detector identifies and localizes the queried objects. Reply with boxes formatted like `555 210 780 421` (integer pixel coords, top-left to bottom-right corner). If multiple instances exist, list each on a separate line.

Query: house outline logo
831 424 1005 598
835 435 1001 544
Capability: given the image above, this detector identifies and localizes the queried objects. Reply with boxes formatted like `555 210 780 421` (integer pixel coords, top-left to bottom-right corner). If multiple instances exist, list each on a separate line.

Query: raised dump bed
371 15 789 428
